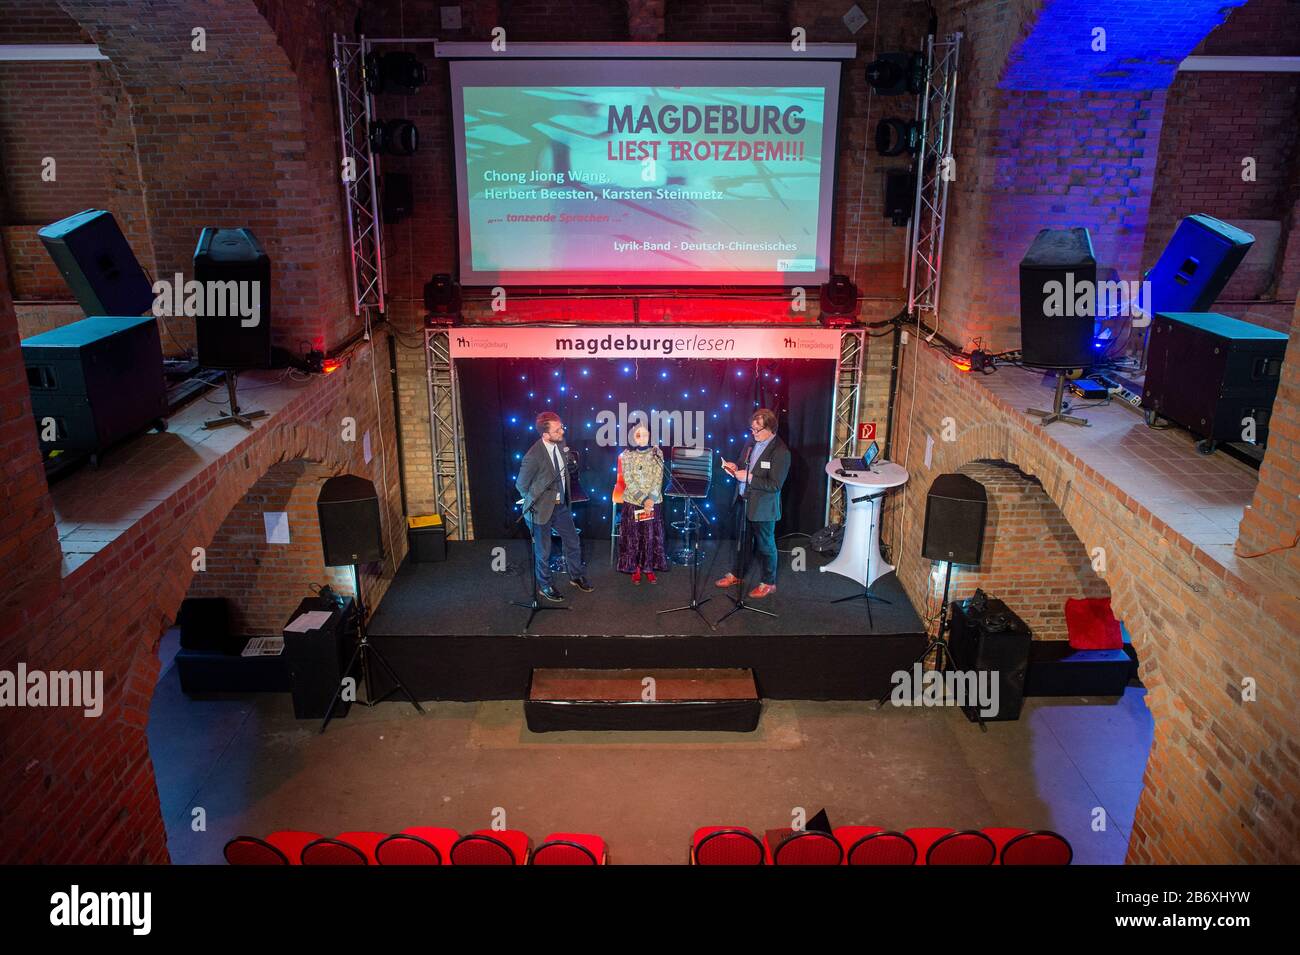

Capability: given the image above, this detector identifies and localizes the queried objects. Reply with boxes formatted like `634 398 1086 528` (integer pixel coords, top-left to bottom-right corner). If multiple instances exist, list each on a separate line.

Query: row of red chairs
225 828 605 865
690 826 1073 865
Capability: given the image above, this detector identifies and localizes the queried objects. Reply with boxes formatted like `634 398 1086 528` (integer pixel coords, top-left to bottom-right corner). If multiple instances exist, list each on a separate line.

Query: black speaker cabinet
22 315 167 457
382 172 413 223
884 169 916 226
193 227 272 369
1142 312 1288 447
921 473 987 566
947 594 1032 722
283 596 353 720
317 475 384 567
1019 227 1096 368
38 209 154 317
1147 215 1254 315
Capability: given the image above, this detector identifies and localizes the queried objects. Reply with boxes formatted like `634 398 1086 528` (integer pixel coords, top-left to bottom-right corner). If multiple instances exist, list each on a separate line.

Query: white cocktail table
821 461 909 588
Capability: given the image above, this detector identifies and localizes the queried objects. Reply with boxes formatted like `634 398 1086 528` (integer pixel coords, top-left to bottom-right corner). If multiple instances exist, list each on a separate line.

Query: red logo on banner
858 422 877 441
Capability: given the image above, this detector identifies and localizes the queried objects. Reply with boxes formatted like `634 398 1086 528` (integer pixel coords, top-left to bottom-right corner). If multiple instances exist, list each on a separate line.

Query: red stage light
322 358 343 374
949 355 972 372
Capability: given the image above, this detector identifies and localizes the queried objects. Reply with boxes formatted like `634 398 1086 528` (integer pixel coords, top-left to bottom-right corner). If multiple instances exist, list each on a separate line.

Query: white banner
448 325 842 360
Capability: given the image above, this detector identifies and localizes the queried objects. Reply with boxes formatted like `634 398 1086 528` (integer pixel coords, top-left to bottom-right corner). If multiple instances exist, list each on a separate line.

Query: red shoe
631 570 642 585
715 573 742 588
748 583 776 599
646 572 657 585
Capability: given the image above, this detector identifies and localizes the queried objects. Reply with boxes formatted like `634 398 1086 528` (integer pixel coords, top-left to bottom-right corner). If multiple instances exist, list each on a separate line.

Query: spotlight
364 51 427 95
866 52 924 96
370 119 419 156
874 118 920 157
423 273 461 323
818 274 859 325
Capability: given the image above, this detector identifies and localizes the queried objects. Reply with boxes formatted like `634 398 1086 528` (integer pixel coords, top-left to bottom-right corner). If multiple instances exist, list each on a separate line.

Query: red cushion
835 827 916 865
1065 597 1123 650
1000 830 1072 865
692 826 764 865
924 830 996 866
533 832 606 865
376 827 460 865
767 830 843 865
983 827 1027 865
451 829 531 865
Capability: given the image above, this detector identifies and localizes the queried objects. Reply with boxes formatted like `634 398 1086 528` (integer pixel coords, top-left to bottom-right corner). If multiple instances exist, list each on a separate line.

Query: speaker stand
1026 372 1088 428
204 372 268 430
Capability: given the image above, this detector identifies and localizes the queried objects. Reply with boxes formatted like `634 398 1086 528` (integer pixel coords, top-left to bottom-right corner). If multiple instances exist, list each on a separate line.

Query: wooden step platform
526 668 761 733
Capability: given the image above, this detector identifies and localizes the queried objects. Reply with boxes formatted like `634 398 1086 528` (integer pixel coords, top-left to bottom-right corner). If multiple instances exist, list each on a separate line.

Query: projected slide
449 59 842 286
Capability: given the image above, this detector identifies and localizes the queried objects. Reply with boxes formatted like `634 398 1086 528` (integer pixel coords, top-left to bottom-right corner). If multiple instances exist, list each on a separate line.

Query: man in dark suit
517 411 592 601
716 407 790 598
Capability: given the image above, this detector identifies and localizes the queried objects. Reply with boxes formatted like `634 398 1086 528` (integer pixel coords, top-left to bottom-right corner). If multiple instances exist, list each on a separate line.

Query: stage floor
369 538 924 637
366 540 928 701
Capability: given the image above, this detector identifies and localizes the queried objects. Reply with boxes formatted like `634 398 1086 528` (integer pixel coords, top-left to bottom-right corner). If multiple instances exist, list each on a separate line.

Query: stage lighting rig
819 274 859 326
364 50 427 95
370 118 419 156
865 52 924 95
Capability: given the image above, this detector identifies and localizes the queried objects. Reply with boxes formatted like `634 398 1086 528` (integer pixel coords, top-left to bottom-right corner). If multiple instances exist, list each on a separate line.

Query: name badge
760 461 771 469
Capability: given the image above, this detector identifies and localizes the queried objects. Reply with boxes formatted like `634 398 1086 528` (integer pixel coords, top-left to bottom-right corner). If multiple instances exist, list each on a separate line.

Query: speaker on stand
315 475 423 732
38 209 155 317
1019 227 1096 427
194 228 272 429
880 474 988 719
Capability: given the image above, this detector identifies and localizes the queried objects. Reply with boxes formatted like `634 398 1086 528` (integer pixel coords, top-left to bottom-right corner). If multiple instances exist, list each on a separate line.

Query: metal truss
906 32 962 322
425 327 468 539
826 329 867 525
332 34 386 316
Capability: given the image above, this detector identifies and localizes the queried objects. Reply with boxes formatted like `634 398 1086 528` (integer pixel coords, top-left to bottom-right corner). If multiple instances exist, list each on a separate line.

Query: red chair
450 829 532 865
376 827 460 865
224 830 323 865
301 831 387 865
987 828 1073 865
690 826 765 865
531 833 608 865
766 829 843 865
907 828 996 865
834 826 918 865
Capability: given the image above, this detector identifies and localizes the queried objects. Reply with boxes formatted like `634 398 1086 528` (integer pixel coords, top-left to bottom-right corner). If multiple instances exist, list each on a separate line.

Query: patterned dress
617 446 668 573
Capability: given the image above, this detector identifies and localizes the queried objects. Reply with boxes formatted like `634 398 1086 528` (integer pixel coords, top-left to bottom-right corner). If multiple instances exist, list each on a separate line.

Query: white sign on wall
448 326 842 361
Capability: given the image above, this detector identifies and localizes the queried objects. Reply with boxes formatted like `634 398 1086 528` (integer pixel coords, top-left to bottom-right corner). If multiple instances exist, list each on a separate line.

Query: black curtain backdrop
459 356 835 542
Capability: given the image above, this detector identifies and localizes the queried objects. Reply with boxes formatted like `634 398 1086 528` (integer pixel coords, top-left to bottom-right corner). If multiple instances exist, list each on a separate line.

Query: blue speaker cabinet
1146 215 1254 315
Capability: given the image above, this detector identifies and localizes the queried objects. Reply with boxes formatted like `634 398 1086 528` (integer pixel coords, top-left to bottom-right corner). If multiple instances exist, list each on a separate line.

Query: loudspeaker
193 228 272 369
1019 227 1096 368
884 170 916 226
37 209 154 317
424 273 461 316
1147 214 1254 315
948 592 1032 722
382 172 413 224
921 473 987 566
317 475 384 567
819 274 859 317
283 595 353 720
865 52 924 95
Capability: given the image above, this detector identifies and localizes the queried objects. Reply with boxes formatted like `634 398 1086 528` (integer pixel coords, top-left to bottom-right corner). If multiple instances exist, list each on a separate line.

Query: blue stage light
660 370 669 379
622 365 631 374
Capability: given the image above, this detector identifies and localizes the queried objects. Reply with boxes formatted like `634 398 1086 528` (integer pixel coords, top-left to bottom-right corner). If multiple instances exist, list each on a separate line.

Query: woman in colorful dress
616 424 667 583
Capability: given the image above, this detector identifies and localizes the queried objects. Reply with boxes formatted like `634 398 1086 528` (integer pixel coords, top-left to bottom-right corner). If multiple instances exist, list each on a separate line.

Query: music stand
319 564 424 733
658 451 714 631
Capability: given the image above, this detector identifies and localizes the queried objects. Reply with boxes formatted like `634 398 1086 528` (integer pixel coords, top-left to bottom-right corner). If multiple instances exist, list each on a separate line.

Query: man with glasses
716 408 790 599
517 411 593 601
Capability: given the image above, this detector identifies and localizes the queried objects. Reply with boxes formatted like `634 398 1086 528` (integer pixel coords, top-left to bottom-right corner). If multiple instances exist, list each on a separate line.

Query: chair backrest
375 833 443 865
450 833 521 866
927 830 996 865
772 830 844 865
666 446 712 497
223 835 289 865
694 828 764 866
531 839 600 865
845 830 918 866
301 836 369 865
1000 830 1072 865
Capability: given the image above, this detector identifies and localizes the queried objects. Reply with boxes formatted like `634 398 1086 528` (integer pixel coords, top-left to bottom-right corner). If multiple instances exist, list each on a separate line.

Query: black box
193 227 272 369
37 208 154 317
947 595 1032 722
22 315 167 457
283 596 354 720
1142 312 1288 447
409 523 447 562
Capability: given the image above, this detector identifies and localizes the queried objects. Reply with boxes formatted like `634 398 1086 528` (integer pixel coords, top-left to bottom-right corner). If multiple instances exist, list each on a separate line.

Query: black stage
367 539 927 701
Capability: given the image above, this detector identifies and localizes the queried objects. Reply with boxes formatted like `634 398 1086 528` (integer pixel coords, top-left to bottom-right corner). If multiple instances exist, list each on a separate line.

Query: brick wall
886 339 1298 863
936 459 1111 641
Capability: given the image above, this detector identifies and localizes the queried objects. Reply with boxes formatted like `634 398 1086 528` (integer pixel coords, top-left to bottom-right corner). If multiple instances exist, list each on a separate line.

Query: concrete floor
150 631 1152 864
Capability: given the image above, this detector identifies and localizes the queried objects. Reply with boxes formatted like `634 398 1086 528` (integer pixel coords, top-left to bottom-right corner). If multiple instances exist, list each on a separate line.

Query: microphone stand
715 466 777 625
658 451 714 631
511 457 569 632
